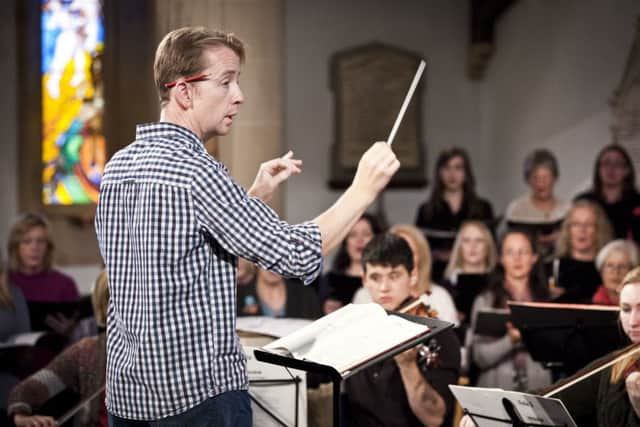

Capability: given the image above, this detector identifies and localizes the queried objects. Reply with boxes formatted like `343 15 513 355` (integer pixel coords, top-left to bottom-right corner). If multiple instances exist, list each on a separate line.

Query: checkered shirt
95 122 322 420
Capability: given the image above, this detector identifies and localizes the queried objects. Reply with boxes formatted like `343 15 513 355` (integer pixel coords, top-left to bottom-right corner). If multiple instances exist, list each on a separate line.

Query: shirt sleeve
193 160 323 284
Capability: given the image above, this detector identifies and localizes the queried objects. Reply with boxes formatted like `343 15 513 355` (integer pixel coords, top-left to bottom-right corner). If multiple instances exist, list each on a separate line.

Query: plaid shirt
95 122 322 420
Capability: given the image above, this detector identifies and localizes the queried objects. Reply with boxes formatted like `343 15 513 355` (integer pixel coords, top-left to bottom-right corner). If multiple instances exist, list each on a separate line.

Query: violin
398 293 442 368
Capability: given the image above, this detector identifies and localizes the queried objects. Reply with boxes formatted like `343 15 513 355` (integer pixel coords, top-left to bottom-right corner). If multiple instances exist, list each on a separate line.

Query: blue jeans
108 391 252 427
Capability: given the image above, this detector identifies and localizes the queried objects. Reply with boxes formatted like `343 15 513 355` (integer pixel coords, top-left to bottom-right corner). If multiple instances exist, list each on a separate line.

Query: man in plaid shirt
96 27 400 426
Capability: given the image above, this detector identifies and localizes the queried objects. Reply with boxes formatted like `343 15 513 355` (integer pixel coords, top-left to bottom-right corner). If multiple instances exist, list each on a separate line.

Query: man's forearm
313 185 374 255
397 362 446 427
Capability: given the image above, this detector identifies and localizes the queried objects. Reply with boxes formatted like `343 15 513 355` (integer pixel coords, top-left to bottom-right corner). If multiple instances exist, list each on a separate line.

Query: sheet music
450 385 577 427
245 346 307 427
265 303 429 373
236 316 313 338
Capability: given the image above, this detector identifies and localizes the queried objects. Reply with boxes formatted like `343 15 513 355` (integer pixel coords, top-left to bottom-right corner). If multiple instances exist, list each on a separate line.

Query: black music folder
453 273 490 321
27 295 93 331
508 301 625 375
474 308 510 338
254 303 453 426
507 219 564 236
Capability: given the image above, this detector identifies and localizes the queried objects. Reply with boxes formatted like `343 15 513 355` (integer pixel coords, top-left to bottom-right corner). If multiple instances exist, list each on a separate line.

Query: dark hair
593 144 637 198
489 230 549 308
332 213 384 272
361 233 414 273
424 147 480 220
523 149 559 181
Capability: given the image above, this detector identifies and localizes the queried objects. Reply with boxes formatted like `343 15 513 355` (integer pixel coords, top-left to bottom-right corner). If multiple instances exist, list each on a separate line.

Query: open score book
262 303 430 375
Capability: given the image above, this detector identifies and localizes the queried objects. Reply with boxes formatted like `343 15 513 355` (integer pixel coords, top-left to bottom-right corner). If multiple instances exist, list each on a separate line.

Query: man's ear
173 81 193 109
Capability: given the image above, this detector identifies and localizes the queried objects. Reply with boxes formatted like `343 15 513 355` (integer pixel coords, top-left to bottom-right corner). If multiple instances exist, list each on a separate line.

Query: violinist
549 266 640 426
344 233 461 427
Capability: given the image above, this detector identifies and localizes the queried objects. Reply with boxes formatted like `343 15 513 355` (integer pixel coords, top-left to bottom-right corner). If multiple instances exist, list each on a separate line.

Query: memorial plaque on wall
329 42 427 188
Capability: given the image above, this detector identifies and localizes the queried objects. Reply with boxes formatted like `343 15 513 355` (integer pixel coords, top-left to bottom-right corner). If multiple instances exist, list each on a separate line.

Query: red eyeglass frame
164 72 211 88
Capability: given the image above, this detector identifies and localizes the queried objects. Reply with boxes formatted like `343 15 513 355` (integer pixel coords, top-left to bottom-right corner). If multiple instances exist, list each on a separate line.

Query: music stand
508 302 626 376
255 314 453 427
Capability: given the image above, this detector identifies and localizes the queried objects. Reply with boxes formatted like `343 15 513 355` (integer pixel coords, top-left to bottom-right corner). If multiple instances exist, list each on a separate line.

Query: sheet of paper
245 345 307 427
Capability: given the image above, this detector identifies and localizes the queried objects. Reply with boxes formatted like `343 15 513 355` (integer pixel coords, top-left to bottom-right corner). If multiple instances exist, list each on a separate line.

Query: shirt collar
135 122 204 147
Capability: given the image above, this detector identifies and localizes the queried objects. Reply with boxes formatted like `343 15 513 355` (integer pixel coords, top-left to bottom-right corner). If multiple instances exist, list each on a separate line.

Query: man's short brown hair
154 27 245 106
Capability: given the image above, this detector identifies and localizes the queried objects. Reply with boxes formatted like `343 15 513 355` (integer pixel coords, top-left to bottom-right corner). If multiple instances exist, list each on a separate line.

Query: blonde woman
549 266 640 426
442 220 497 323
550 199 614 303
354 223 458 326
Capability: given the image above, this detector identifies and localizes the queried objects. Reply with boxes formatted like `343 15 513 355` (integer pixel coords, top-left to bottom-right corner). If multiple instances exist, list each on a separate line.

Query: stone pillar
155 0 286 216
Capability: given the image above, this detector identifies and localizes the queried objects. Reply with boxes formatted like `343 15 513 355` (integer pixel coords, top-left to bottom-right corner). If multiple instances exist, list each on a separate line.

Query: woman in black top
415 147 494 282
575 144 640 242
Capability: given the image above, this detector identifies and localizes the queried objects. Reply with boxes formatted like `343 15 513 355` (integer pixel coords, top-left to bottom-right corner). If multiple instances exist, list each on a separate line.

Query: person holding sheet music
95 27 400 426
414 147 494 282
549 266 640 426
7 213 79 336
442 220 497 324
504 149 570 259
575 144 640 242
549 199 613 303
470 230 552 392
592 239 639 305
345 233 461 427
7 269 108 427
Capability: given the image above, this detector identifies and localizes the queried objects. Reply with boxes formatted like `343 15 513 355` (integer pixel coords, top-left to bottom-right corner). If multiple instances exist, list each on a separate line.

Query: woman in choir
592 239 639 305
415 147 494 282
470 230 552 391
504 149 570 259
237 268 321 319
8 270 109 427
546 266 640 426
7 213 79 335
317 213 382 313
442 220 498 323
576 144 640 242
550 199 614 303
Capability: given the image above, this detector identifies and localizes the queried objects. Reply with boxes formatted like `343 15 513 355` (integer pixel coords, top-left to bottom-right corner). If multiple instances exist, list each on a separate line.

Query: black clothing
575 190 640 242
345 328 461 427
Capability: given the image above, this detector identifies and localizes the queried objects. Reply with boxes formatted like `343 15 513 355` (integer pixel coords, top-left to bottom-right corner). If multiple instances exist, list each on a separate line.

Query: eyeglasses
603 263 632 274
599 160 628 169
164 72 212 88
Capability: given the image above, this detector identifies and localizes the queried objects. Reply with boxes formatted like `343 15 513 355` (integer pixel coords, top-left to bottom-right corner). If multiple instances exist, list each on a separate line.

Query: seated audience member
575 144 640 242
237 268 321 320
592 239 639 305
8 213 79 335
7 269 108 427
505 149 570 259
345 234 461 427
549 266 640 426
549 200 614 303
415 147 494 282
316 213 382 314
442 220 498 323
236 258 258 315
353 224 458 326
470 230 552 392
0 256 30 422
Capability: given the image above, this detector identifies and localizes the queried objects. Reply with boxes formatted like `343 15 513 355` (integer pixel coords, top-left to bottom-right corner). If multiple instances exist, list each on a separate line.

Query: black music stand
450 385 576 427
255 314 452 427
508 302 626 376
